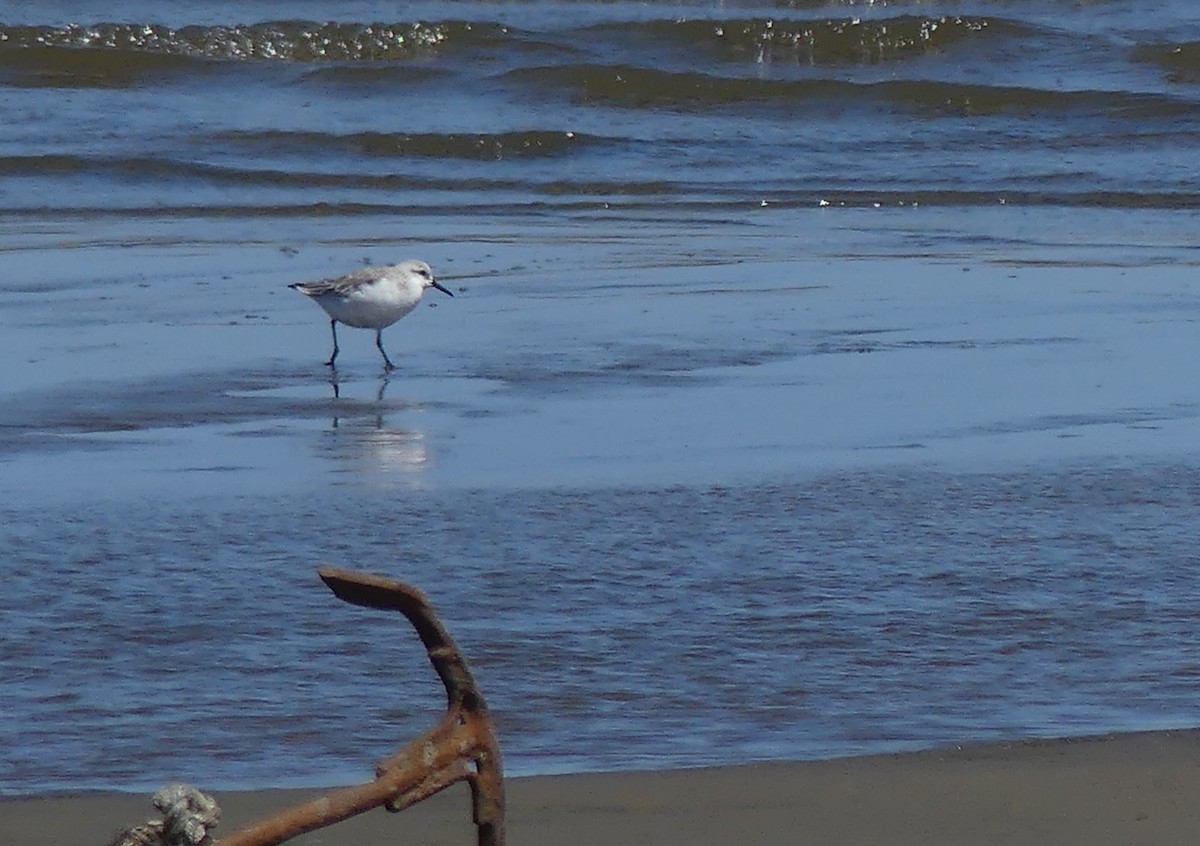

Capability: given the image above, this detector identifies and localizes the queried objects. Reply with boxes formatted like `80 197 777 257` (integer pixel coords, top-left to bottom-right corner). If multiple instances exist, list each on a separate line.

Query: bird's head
405 260 454 297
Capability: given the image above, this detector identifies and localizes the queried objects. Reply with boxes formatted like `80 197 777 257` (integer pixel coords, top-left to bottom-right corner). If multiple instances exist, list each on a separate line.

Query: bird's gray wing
290 266 386 296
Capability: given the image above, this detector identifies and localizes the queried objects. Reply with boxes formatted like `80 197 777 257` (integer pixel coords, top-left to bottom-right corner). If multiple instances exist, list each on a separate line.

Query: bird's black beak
432 280 454 297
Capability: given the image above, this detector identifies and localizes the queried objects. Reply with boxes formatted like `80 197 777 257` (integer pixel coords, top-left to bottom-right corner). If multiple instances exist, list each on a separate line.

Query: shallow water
6 459 1200 793
3 0 1200 796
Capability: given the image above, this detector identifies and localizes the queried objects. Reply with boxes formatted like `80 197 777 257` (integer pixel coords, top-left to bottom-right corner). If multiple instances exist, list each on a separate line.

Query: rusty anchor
215 566 506 846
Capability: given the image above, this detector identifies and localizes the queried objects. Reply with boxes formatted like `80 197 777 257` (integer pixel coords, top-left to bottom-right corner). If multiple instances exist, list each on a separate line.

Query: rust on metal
216 567 505 846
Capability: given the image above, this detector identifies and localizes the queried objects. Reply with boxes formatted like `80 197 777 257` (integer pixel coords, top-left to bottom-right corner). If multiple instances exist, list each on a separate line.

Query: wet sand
7 251 1200 503
8 729 1200 846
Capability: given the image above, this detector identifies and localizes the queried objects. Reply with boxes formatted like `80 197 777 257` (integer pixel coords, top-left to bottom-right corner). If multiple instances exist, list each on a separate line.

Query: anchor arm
317 567 482 712
214 568 505 846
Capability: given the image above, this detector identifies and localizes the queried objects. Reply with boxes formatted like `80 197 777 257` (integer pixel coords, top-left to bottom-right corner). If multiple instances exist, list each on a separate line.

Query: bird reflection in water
323 372 430 474
328 369 389 426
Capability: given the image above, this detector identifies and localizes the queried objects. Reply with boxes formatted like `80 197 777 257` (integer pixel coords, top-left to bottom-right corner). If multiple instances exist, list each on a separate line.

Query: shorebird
289 259 453 370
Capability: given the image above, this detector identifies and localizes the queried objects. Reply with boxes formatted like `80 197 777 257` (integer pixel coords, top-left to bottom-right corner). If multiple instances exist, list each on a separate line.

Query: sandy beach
6 728 1199 846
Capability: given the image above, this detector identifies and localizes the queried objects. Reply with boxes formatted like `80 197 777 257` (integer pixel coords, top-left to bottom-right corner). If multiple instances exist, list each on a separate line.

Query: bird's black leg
326 319 339 367
376 329 396 371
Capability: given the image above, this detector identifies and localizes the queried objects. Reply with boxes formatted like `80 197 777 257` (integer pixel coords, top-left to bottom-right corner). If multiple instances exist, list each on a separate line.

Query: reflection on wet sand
321 373 430 476
329 369 389 424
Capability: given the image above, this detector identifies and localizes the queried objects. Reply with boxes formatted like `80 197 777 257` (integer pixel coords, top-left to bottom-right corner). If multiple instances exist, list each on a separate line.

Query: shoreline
9 728 1200 845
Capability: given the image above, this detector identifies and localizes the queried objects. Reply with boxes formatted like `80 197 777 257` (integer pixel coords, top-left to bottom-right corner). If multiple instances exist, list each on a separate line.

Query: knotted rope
108 784 220 846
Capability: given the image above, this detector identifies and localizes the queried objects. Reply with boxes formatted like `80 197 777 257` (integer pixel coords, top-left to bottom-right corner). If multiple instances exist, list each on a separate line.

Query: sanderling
289 259 453 370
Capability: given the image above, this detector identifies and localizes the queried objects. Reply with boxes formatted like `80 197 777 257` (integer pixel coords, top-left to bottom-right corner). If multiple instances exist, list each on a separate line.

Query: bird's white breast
317 276 421 329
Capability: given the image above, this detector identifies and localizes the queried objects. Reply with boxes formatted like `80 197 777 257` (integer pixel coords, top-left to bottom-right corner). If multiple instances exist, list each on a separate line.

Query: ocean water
4 0 1200 796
